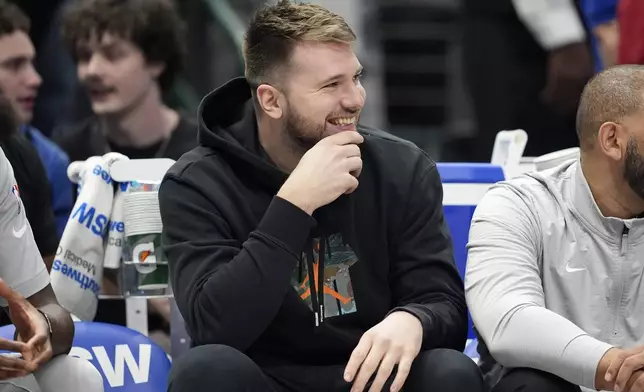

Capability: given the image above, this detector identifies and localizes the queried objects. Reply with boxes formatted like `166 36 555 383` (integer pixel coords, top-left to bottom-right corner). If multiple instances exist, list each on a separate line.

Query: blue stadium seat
0 322 171 391
437 162 505 341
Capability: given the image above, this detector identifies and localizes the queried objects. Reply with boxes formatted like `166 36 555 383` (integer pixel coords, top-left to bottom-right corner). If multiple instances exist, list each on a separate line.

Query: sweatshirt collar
570 160 644 237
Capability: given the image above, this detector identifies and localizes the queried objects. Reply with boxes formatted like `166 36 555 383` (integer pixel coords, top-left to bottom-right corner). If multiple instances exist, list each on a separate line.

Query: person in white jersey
0 139 102 390
466 64 644 392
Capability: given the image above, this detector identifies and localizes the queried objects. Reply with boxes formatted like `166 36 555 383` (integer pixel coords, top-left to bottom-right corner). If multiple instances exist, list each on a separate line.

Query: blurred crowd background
17 0 639 163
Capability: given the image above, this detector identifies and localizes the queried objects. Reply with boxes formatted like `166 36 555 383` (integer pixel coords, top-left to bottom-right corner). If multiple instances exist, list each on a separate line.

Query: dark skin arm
42 256 54 273
5 283 74 358
23 284 74 357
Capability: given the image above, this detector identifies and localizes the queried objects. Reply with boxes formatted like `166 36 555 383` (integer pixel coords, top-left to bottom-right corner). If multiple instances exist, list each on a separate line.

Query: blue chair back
437 163 505 339
0 322 171 391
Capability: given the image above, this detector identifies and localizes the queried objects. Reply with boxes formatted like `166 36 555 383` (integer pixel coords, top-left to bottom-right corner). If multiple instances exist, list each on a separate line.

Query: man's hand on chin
344 311 423 392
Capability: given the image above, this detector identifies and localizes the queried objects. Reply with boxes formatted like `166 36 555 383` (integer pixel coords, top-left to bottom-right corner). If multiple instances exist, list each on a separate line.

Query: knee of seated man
494 368 581 392
169 344 256 383
36 355 104 391
407 348 484 391
70 356 104 390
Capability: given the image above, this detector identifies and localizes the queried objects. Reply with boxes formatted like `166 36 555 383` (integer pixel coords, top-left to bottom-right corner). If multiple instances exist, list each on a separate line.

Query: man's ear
256 84 283 119
597 121 627 162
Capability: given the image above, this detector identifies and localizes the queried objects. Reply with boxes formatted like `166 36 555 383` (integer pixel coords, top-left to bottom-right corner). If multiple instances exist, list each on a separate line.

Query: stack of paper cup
123 190 163 238
122 181 168 291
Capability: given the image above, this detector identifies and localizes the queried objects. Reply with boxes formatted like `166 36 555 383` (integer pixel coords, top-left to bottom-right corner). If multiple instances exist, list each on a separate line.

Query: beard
282 103 326 154
281 98 361 154
624 136 644 200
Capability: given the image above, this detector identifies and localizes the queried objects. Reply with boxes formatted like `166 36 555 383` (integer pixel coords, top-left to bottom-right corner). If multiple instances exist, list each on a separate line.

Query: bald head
577 65 644 149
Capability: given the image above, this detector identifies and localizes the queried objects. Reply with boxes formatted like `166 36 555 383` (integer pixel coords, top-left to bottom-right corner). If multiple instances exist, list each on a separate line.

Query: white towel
103 153 129 269
51 155 115 321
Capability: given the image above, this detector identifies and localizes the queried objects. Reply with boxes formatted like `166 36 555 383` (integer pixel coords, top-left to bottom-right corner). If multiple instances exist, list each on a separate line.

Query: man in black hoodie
160 1 482 391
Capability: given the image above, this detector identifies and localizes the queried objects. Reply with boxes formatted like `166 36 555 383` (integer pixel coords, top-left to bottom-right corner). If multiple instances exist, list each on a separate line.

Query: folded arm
389 161 468 351
159 174 316 350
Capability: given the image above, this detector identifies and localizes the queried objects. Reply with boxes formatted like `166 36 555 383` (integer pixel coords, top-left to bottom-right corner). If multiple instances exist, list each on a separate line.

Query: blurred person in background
580 0 618 71
162 1 483 392
617 0 644 66
581 0 644 69
0 0 72 239
53 0 196 163
11 0 84 136
0 90 104 392
455 0 594 162
52 0 197 351
582 0 644 67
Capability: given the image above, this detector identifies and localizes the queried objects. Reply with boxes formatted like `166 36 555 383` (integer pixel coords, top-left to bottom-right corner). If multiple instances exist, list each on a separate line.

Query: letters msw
71 344 151 387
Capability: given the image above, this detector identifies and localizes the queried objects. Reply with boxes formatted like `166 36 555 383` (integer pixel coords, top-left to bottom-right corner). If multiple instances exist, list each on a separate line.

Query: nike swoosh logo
565 262 585 273
12 222 26 238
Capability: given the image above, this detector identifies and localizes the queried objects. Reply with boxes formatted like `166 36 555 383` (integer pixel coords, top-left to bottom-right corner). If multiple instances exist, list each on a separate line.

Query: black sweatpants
492 368 582 392
167 344 485 392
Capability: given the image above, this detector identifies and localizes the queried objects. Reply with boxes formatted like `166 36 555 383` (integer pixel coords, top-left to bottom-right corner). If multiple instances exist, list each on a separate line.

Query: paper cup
125 233 169 291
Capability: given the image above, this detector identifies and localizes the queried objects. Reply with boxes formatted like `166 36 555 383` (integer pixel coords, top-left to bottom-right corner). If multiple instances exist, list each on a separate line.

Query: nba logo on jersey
11 183 19 199
11 184 21 214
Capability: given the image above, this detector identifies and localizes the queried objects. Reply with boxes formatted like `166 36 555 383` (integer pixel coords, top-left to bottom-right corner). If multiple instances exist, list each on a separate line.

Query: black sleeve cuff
256 196 317 257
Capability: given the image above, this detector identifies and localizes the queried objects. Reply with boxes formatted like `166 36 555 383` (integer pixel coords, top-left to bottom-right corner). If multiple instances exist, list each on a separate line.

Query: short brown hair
61 0 186 92
0 0 29 37
576 65 644 149
244 0 356 86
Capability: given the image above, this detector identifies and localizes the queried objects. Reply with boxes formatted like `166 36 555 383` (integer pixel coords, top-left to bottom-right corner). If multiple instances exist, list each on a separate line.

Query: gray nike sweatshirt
465 159 644 391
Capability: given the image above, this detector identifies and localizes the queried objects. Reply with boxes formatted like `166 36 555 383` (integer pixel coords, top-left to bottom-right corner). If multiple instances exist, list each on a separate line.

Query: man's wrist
387 308 426 338
276 187 315 215
595 347 618 390
36 309 53 337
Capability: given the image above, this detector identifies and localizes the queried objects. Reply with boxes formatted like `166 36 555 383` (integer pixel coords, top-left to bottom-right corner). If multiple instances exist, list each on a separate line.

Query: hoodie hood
197 77 287 190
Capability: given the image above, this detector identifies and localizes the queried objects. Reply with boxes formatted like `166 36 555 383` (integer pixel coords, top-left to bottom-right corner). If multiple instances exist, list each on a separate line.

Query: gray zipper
612 226 630 336
621 226 630 255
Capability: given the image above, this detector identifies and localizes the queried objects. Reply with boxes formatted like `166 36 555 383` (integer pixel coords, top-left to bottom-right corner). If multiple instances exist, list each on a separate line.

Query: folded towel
103 153 129 269
51 155 115 321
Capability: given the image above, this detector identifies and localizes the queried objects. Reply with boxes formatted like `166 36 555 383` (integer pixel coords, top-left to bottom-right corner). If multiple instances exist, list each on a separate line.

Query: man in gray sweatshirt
466 64 644 392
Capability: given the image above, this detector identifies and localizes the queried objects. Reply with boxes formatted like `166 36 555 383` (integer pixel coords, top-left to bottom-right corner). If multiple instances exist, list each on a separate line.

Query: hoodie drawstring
305 243 319 327
304 237 329 327
318 238 327 325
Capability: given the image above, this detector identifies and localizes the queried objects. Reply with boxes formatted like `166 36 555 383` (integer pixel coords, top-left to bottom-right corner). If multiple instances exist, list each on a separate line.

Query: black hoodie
159 77 467 367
